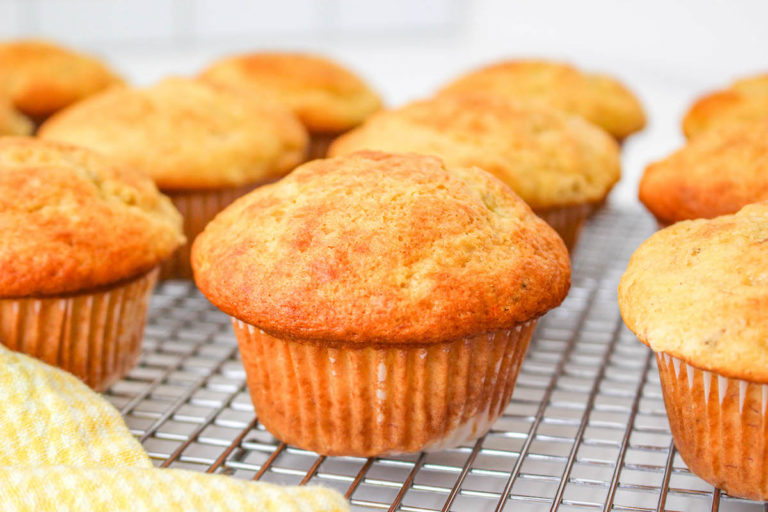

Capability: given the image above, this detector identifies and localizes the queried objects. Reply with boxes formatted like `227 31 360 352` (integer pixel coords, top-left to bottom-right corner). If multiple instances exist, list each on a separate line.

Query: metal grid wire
104 206 768 511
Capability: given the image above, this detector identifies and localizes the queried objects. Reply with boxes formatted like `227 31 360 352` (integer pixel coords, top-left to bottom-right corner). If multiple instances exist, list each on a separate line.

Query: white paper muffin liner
307 132 341 161
0 268 158 391
533 203 591 252
656 352 768 500
231 318 537 457
161 183 256 279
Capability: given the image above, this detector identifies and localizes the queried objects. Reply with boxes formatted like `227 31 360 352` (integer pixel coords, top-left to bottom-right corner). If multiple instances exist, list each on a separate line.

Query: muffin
39 77 308 279
618 203 768 500
200 52 382 158
0 96 32 136
0 40 123 122
683 73 768 139
329 93 621 250
437 60 646 141
192 151 570 456
0 137 183 390
639 119 768 227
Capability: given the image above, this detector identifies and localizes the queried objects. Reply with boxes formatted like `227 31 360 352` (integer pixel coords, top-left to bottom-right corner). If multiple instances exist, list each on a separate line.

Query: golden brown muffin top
683 73 768 139
438 60 646 140
193 151 571 344
639 120 768 224
329 94 620 210
619 203 768 382
0 97 32 136
39 77 308 190
200 52 382 133
0 137 184 297
0 40 123 119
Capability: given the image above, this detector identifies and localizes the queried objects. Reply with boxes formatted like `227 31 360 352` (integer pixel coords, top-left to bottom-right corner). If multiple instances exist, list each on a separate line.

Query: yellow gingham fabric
0 345 349 512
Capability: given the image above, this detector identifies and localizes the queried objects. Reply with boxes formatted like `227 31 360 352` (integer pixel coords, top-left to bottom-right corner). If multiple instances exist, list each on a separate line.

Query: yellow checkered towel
0 345 349 511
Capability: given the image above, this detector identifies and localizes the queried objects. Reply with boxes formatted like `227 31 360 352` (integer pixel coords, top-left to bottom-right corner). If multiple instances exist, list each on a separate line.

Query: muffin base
533 204 591 252
0 268 158 391
307 132 342 161
656 352 768 500
588 197 608 217
161 183 256 279
232 319 537 457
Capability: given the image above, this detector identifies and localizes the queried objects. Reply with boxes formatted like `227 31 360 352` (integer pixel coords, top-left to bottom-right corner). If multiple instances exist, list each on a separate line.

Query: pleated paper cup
307 132 341 161
650 217 674 230
656 352 768 500
232 319 537 457
0 268 158 392
588 197 607 217
161 183 256 279
533 203 592 252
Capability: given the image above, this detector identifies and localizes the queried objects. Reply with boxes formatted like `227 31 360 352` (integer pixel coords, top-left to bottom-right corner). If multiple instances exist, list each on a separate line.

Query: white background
2 0 767 207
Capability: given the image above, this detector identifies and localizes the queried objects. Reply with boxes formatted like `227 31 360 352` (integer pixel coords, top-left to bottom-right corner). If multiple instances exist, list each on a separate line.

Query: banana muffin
329 93 621 250
200 52 382 158
0 39 123 121
683 73 768 139
192 151 571 456
0 137 183 390
640 119 768 226
39 77 308 279
437 60 646 141
619 203 768 500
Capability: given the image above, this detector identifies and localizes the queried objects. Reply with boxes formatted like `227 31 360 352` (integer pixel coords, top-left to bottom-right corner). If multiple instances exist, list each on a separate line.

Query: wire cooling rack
105 205 768 512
